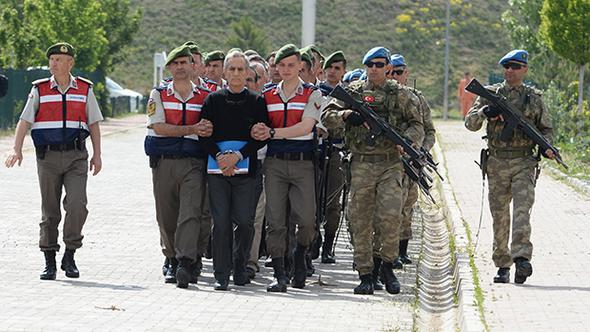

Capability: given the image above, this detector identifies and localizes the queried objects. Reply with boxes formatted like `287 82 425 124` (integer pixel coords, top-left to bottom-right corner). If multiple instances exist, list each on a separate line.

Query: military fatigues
322 79 424 275
20 75 103 252
465 81 552 268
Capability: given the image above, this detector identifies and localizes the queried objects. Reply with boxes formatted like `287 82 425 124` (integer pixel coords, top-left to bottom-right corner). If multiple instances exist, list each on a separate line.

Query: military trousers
37 149 89 252
487 155 537 267
208 173 257 281
348 158 405 275
152 157 206 261
324 151 344 237
264 157 316 258
400 177 418 241
197 184 212 256
247 160 265 271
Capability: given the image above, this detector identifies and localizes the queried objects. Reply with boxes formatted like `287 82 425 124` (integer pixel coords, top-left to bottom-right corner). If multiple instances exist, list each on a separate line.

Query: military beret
362 46 391 65
359 71 367 81
499 49 529 65
204 50 225 65
343 68 364 83
227 48 243 54
390 54 406 67
323 51 346 70
301 44 324 61
244 49 259 57
182 41 201 55
301 50 313 67
46 42 76 58
275 44 300 64
166 46 193 66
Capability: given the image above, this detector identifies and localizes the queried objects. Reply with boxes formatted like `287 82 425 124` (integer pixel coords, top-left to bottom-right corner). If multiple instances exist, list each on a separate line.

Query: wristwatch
269 128 276 139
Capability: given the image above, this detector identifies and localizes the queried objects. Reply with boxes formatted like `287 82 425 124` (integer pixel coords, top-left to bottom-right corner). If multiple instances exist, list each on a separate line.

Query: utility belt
268 151 314 161
488 148 533 159
149 154 205 168
355 152 399 163
35 140 86 160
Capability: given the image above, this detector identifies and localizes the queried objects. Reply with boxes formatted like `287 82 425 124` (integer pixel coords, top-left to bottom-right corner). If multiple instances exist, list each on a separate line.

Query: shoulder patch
147 97 156 116
76 76 94 85
32 77 51 86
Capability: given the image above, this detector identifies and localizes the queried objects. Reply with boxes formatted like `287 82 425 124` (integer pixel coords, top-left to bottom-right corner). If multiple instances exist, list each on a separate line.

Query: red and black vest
263 83 316 154
31 77 91 147
144 83 209 158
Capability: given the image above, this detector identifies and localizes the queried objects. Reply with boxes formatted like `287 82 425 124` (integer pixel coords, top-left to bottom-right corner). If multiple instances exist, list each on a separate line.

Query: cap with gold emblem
46 42 76 58
166 46 193 66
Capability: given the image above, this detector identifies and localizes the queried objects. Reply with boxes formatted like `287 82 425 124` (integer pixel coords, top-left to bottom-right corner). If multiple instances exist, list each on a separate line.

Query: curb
433 141 487 332
544 164 590 197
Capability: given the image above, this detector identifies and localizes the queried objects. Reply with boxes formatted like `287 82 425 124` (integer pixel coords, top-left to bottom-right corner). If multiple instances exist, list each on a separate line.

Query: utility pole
442 0 451 120
301 0 316 47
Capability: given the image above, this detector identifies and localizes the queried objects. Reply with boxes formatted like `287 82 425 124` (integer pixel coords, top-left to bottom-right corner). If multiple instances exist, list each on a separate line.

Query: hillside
111 0 511 110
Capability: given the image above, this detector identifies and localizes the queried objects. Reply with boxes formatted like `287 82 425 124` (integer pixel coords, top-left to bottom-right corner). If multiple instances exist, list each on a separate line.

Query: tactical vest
144 85 209 158
345 80 404 154
31 77 91 147
263 83 315 154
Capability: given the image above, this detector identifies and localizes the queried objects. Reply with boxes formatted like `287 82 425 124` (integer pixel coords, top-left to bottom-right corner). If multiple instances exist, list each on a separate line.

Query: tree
225 16 269 56
539 0 590 114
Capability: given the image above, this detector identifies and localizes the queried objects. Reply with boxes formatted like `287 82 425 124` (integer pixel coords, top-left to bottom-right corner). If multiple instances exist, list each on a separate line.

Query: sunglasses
391 69 405 75
502 62 524 70
366 61 387 68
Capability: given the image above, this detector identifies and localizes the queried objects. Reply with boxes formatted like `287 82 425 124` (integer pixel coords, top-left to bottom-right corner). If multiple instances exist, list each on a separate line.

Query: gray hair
224 50 249 69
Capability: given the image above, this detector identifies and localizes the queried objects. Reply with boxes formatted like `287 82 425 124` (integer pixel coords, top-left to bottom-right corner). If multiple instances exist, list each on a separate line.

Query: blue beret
499 49 529 65
359 71 367 81
343 69 364 83
362 46 391 65
390 54 406 67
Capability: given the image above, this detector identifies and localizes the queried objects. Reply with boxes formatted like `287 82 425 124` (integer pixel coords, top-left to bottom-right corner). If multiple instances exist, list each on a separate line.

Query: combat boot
353 274 374 295
61 249 79 278
514 258 533 284
372 257 384 291
190 255 202 283
321 233 336 264
267 258 289 292
176 257 192 289
392 257 403 270
292 245 308 289
40 250 57 280
162 257 170 276
306 253 315 277
493 267 510 283
381 261 401 294
165 257 178 284
399 239 412 264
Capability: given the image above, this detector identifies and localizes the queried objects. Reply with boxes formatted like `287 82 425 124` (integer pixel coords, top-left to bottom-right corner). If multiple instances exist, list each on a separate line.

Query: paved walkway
436 120 590 331
0 117 416 331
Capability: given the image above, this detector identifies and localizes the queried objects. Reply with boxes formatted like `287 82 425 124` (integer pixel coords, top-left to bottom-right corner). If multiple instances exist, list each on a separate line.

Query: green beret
182 41 201 55
204 50 225 65
166 46 193 66
301 44 324 61
275 44 300 64
46 42 76 58
301 50 313 67
323 51 346 70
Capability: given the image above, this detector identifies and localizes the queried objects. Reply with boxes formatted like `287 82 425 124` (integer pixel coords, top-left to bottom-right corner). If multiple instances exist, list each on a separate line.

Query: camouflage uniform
322 79 423 275
465 82 552 268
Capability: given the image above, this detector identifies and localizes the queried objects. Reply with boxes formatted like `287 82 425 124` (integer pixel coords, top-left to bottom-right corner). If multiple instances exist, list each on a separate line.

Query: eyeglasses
366 61 387 68
502 63 524 70
391 69 405 75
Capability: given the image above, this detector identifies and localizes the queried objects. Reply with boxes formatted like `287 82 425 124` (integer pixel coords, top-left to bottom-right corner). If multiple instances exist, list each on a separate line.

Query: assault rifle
465 78 568 170
329 85 439 203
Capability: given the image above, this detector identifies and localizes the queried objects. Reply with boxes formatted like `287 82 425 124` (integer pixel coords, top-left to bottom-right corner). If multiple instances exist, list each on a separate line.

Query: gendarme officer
5 42 103 280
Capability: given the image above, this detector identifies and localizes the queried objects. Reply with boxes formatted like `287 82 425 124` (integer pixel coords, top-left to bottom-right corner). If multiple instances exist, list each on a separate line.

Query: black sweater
200 88 269 175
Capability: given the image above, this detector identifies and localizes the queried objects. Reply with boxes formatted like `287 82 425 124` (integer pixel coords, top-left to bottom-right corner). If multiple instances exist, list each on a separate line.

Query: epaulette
76 76 94 85
525 84 543 96
31 77 51 86
262 82 277 93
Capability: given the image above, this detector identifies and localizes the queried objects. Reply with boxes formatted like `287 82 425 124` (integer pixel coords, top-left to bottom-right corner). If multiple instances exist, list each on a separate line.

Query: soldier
5 42 103 280
298 50 316 84
388 54 436 269
301 44 324 84
250 44 324 292
144 45 213 289
266 52 282 84
317 51 347 264
183 41 208 88
204 50 227 91
465 49 554 284
322 47 424 295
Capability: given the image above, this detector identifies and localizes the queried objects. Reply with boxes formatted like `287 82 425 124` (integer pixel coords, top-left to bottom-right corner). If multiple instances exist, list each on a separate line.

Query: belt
39 141 85 152
269 152 314 161
489 149 533 159
161 155 190 160
356 153 399 163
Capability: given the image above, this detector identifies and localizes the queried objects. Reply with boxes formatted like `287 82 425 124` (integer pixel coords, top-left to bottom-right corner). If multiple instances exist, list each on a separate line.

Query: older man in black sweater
200 51 269 290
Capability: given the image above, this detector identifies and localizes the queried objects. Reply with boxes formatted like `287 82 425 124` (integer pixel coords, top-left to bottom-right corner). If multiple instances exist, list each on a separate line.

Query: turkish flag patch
364 95 375 103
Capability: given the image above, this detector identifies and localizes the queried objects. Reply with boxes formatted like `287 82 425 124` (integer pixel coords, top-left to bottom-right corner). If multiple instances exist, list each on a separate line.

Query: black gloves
346 111 365 126
482 105 502 118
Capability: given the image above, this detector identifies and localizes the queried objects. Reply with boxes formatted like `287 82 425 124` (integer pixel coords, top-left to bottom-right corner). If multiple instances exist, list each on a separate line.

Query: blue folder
207 140 249 174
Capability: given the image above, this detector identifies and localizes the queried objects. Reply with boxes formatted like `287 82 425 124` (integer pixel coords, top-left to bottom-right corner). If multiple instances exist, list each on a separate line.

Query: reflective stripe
32 121 89 131
267 103 284 112
40 94 87 103
272 133 314 141
288 102 306 110
146 129 200 141
162 101 202 111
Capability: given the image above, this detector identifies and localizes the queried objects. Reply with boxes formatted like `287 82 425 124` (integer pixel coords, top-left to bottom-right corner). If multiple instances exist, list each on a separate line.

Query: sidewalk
0 122 417 331
436 120 590 331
